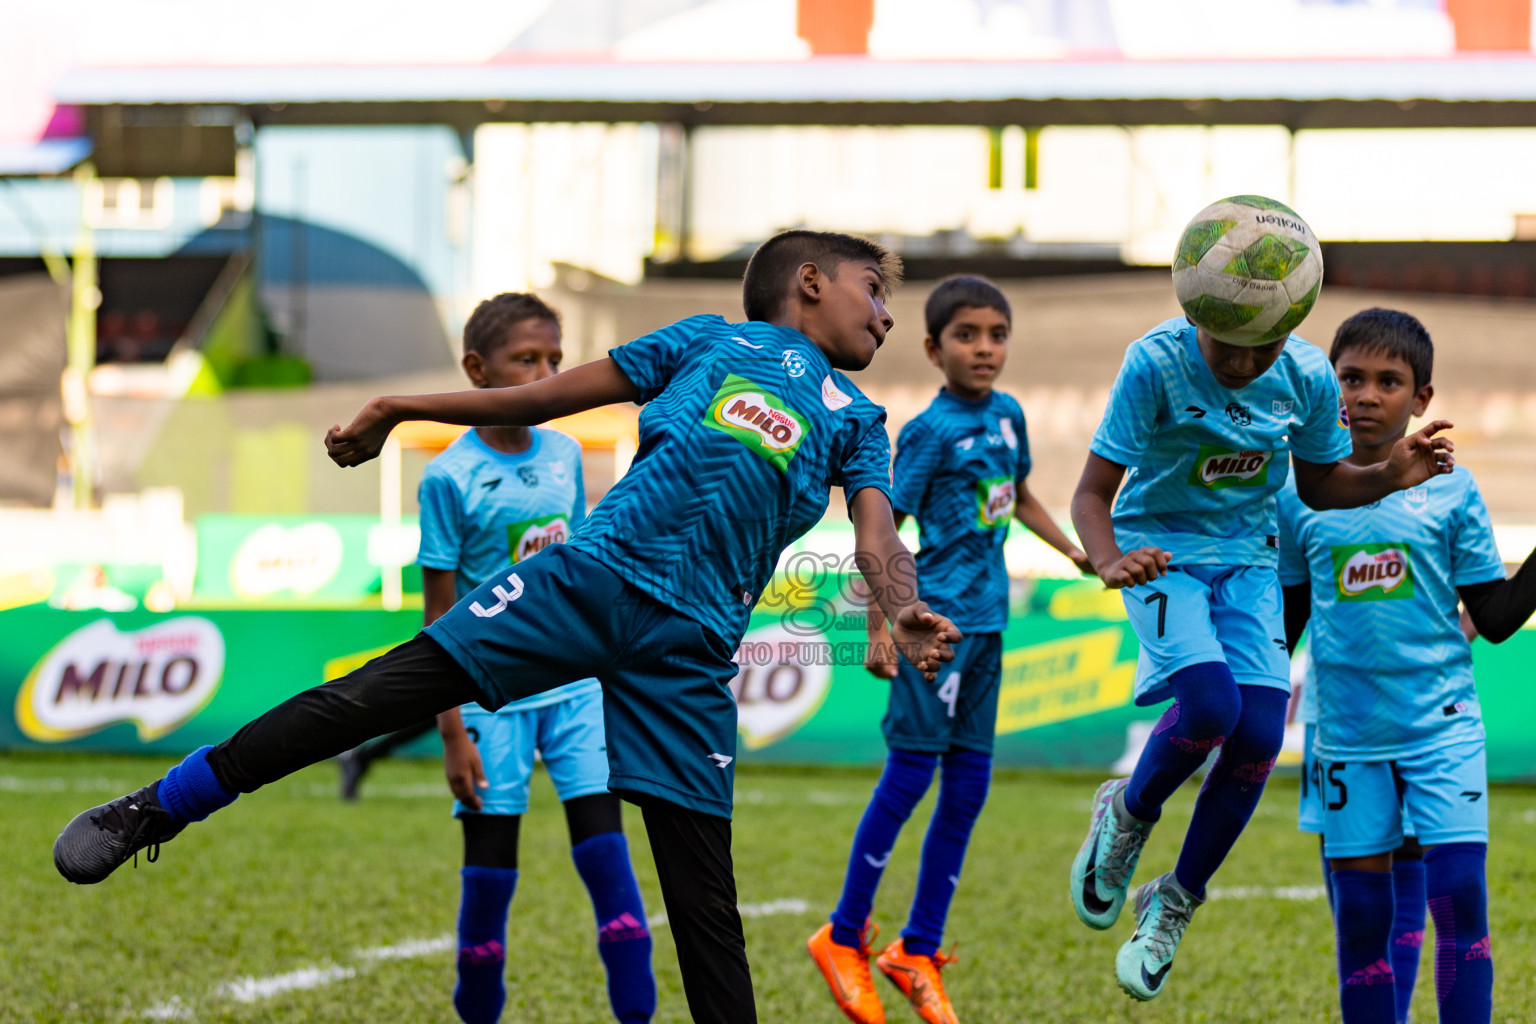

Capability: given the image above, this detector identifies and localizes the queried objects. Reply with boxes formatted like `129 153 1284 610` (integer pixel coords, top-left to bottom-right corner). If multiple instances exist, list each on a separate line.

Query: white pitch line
1206 885 1326 901
217 965 357 1003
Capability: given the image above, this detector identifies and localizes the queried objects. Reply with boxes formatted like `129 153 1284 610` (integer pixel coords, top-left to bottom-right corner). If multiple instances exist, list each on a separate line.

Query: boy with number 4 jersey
1279 309 1536 1024
1066 199 1456 1003
809 276 1091 1024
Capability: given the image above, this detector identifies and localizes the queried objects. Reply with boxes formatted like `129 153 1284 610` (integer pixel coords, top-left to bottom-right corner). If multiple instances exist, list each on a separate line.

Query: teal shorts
881 632 1002 756
454 688 610 818
1320 740 1484 858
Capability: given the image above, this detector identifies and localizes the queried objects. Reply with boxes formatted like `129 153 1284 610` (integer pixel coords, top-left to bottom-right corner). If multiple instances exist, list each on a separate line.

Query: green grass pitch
5 753 1534 1023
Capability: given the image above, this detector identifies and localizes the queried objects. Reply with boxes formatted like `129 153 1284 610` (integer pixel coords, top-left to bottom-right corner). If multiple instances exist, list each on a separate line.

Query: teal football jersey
1276 469 1505 760
1091 318 1352 567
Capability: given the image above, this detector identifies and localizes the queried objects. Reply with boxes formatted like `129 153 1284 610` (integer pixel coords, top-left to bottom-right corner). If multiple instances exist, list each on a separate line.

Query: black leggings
461 792 625 870
203 633 756 1023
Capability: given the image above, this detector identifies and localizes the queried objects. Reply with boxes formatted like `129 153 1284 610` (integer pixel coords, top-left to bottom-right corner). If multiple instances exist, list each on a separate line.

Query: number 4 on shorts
937 671 960 718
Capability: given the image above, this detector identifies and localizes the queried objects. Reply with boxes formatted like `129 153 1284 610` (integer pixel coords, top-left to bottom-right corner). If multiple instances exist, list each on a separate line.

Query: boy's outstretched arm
326 358 642 467
1457 547 1536 644
849 488 960 681
1070 452 1170 589
1014 480 1094 574
1292 419 1455 511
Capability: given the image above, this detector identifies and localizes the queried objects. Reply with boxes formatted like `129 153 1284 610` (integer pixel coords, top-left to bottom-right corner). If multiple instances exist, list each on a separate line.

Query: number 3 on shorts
937 671 960 718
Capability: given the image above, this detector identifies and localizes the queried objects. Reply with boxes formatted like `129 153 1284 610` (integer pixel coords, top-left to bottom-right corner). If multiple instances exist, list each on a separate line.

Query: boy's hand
1101 547 1172 589
326 397 398 468
864 621 899 680
443 734 489 811
1387 419 1455 488
1067 547 1096 576
889 603 962 681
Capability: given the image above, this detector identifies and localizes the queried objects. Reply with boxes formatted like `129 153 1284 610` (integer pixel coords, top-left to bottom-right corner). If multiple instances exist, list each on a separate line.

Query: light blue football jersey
1276 468 1505 760
572 315 893 645
417 426 599 711
1090 318 1352 567
892 388 1031 633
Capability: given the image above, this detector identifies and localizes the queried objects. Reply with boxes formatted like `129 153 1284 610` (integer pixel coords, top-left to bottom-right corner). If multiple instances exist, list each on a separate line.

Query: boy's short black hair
1329 307 1433 389
462 292 561 357
741 229 902 322
924 275 1011 340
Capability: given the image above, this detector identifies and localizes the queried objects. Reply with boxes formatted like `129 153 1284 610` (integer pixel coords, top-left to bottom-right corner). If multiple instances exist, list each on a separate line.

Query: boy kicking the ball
808 275 1091 1024
1279 308 1536 1024
1066 197 1455 1002
52 230 960 1024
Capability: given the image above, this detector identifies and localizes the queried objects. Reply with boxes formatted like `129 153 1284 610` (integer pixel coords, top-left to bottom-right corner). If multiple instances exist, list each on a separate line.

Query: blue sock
1390 857 1427 1024
1425 843 1492 1024
1124 662 1241 822
830 749 937 948
156 746 238 825
572 832 656 1024
454 866 517 1024
1172 685 1286 897
903 750 990 958
1333 870 1398 1024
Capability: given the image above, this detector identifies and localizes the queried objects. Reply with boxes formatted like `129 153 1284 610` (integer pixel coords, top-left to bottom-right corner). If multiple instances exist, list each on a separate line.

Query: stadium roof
53 57 1536 128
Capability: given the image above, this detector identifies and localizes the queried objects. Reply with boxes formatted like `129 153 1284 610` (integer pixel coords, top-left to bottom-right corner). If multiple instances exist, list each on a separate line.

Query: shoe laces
930 944 959 972
1143 885 1196 963
89 792 173 868
1097 821 1147 892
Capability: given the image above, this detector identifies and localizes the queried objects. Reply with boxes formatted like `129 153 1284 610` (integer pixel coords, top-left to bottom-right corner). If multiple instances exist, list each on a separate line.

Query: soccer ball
1172 195 1323 347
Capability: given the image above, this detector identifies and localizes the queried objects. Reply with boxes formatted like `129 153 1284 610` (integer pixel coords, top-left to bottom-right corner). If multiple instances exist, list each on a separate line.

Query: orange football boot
807 921 886 1024
875 939 959 1024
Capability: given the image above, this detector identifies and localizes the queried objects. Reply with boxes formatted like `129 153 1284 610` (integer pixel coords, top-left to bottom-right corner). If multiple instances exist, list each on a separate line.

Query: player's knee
875 749 937 817
1167 662 1242 741
937 750 991 821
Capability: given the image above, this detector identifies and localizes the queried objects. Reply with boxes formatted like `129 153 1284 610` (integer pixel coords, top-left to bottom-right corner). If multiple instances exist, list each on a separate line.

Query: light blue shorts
453 687 611 818
1122 564 1290 706
1301 723 1417 840
1320 740 1485 858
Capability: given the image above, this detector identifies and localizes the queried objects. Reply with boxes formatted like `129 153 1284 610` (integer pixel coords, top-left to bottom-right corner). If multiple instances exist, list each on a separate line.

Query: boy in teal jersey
1278 308 1536 1024
809 276 1091 1024
1066 202 1457 1003
415 293 653 1024
54 230 960 1024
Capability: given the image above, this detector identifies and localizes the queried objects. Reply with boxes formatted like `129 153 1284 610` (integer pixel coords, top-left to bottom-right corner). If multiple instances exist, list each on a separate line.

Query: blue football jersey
892 388 1031 633
1276 469 1505 760
1090 318 1352 567
571 315 893 644
417 426 599 711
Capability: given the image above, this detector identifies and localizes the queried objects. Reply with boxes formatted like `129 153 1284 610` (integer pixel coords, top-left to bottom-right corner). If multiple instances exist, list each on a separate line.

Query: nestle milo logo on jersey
506 514 570 563
975 476 1016 528
1332 543 1415 601
704 373 810 474
1187 444 1274 490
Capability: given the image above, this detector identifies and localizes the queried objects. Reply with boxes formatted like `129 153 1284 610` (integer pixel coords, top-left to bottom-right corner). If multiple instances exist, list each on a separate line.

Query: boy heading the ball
1279 308 1536 1024
1066 197 1456 1001
53 230 960 1024
808 276 1091 1024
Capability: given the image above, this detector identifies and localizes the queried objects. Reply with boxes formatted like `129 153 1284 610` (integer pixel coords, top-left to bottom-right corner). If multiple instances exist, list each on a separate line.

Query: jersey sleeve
415 466 463 571
835 411 894 511
1089 342 1161 468
1275 489 1310 586
1289 360 1353 464
1450 475 1506 586
608 315 716 405
1014 406 1033 483
889 419 939 517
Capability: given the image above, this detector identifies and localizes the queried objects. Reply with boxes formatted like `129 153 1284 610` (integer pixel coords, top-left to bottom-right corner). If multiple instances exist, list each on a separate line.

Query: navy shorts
427 544 739 819
882 632 1003 756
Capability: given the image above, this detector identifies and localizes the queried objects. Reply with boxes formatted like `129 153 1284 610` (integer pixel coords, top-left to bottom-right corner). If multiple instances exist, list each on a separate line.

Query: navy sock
1172 685 1286 897
1321 842 1336 913
156 746 238 825
902 750 991 957
1124 662 1241 822
454 865 516 1024
1390 857 1427 1023
1333 870 1398 1024
1425 843 1492 1024
572 832 656 1024
830 749 936 948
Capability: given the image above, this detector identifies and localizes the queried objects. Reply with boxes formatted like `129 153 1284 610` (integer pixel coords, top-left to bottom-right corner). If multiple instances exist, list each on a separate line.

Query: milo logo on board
976 476 1016 528
1332 543 1415 602
704 374 810 474
1188 444 1274 490
507 515 570 563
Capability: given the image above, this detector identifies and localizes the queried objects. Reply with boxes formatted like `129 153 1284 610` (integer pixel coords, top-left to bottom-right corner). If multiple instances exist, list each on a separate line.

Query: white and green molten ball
1172 195 1323 347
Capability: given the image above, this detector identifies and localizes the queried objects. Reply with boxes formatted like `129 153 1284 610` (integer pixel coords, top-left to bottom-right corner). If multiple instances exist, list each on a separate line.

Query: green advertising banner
4 579 1536 781
193 515 422 604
